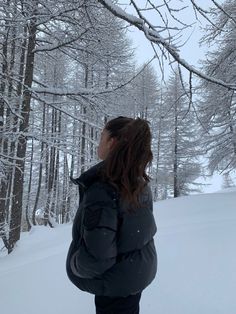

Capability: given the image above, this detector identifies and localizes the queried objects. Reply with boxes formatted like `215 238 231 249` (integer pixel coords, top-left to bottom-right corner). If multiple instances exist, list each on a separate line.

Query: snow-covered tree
157 70 203 197
222 173 236 189
199 0 236 175
0 0 135 253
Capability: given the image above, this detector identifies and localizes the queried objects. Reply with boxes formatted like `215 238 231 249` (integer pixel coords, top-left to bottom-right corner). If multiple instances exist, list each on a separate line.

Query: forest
0 0 235 254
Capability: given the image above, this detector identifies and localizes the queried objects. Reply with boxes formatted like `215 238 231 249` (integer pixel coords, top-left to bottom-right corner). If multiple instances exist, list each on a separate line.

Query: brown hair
102 116 153 208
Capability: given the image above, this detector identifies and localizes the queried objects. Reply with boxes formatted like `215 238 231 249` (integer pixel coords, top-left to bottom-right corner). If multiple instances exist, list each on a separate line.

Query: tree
0 0 135 252
199 0 236 174
222 173 236 189
158 70 203 197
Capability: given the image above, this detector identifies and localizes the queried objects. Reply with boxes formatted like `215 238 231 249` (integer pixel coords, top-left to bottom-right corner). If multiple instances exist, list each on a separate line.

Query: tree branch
98 0 236 90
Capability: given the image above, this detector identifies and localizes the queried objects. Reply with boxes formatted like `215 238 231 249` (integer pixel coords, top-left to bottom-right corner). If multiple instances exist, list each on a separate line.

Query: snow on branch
211 0 236 26
98 0 236 91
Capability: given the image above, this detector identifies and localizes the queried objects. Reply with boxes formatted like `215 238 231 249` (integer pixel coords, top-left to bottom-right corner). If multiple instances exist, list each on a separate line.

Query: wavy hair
102 116 153 208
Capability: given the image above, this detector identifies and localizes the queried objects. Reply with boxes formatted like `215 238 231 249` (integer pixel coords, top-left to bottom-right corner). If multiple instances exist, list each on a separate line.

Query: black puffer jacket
66 162 157 297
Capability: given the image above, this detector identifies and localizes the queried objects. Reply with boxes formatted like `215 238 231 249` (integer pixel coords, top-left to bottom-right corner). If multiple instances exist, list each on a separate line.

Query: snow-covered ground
1 189 236 314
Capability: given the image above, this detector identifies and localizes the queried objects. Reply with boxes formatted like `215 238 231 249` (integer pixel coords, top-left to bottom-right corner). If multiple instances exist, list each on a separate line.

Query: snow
1 189 236 314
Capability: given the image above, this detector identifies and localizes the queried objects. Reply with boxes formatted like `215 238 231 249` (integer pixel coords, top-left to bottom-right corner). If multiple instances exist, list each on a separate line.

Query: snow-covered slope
1 189 235 314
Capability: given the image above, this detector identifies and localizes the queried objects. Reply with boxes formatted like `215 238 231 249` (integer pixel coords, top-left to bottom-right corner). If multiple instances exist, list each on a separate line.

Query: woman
66 116 157 314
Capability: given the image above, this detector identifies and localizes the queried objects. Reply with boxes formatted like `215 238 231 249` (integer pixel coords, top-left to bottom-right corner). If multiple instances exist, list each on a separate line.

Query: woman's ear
108 137 117 150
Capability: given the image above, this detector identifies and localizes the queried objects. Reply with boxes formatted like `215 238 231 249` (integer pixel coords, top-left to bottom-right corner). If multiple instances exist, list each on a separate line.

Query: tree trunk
153 116 162 201
8 2 38 253
80 64 89 174
25 138 34 231
0 11 9 247
173 76 179 198
44 107 56 228
66 107 77 222
61 111 68 224
32 105 45 225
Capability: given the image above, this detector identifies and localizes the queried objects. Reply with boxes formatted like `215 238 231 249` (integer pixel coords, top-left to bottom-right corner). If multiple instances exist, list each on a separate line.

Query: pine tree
159 70 202 197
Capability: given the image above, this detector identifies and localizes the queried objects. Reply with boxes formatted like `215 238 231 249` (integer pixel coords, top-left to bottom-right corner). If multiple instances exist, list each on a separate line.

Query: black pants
95 292 142 314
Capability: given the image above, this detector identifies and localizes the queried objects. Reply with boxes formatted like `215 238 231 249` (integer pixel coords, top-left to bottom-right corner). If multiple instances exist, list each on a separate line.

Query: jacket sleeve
71 182 118 279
